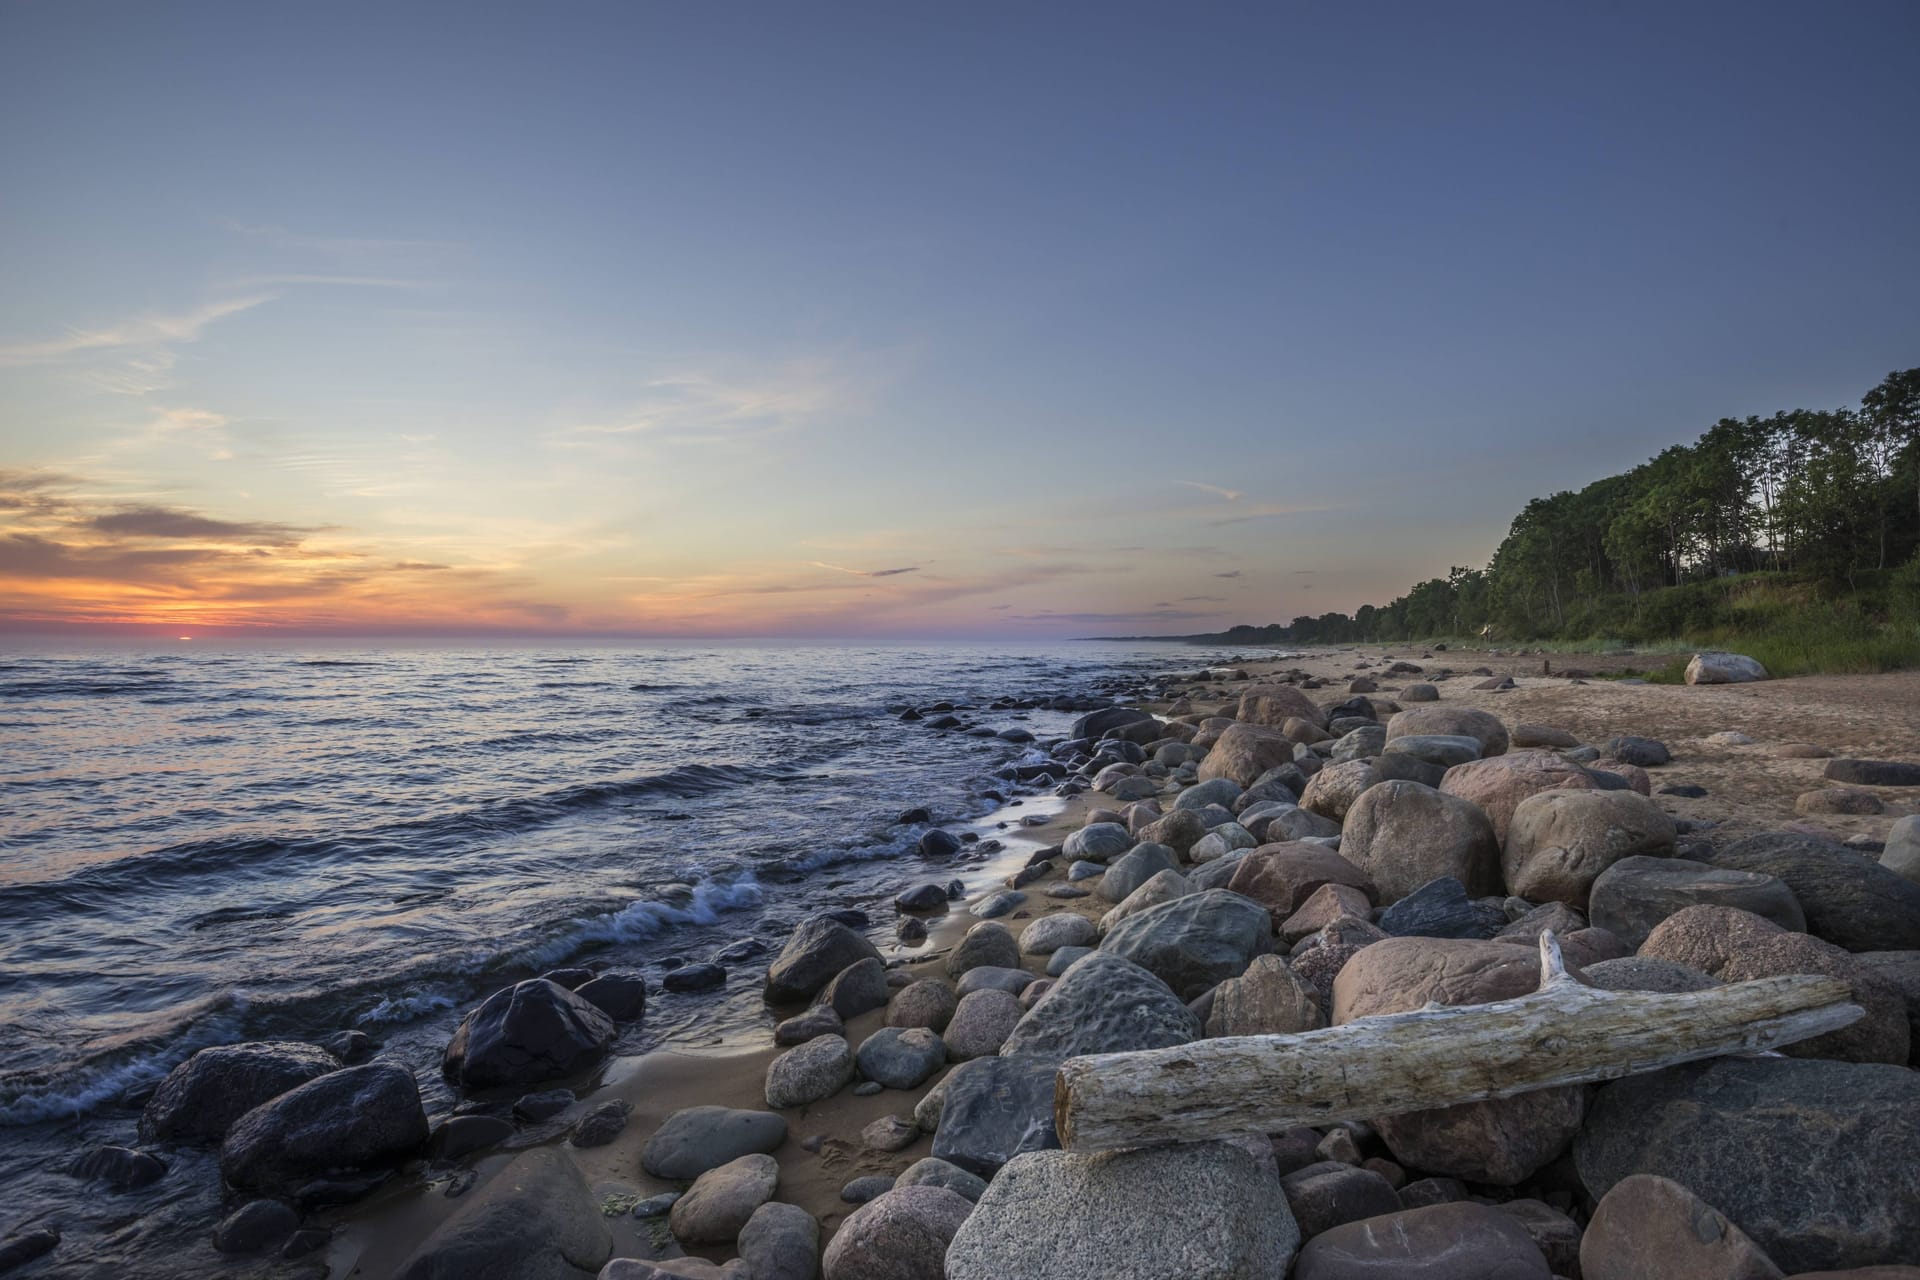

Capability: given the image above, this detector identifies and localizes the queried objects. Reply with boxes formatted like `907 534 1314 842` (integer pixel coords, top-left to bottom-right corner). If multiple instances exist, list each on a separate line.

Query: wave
294 659 382 668
511 874 767 972
0 676 177 699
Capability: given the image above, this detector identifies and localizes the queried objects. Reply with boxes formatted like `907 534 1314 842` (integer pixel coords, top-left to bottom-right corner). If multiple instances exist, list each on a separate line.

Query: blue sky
2 2 1916 635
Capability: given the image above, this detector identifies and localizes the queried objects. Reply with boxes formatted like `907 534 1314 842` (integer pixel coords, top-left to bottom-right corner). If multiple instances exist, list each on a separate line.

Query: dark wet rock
396 1145 611 1280
1281 1162 1402 1242
1072 706 1156 741
1294 1202 1550 1278
221 1062 429 1198
69 1144 166 1189
643 1106 789 1179
139 1040 340 1144
930 1055 1060 1176
945 1140 1299 1280
663 963 726 993
1825 758 1920 787
1605 735 1671 767
854 1027 946 1090
1378 876 1508 939
1576 1056 1920 1273
774 1004 845 1045
213 1199 298 1255
894 883 948 911
575 971 648 1021
427 1113 514 1160
1589 855 1805 949
896 806 932 825
514 1087 575 1121
1001 951 1198 1060
1097 888 1273 1000
1710 832 1920 952
0 1230 59 1274
318 1029 376 1062
540 967 594 989
280 1228 330 1260
569 1101 629 1147
442 979 618 1089
814 957 889 1020
765 917 884 1003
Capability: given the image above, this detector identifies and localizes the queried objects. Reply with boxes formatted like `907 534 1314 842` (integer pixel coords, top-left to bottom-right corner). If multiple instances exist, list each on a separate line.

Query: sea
0 639 1252 1276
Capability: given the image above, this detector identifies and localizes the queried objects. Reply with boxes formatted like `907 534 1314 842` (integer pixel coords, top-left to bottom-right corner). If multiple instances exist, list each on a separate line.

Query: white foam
514 874 766 971
0 993 253 1127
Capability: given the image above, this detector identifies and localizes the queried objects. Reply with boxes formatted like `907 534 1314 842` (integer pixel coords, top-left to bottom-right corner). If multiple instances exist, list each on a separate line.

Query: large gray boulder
395 1146 610 1280
764 1034 853 1109
1062 822 1134 863
139 1041 339 1144
945 1140 1299 1280
1197 723 1300 788
1884 814 1920 885
1684 652 1768 684
1294 1202 1551 1278
1710 832 1920 952
854 1027 945 1090
1099 889 1274 1000
1439 750 1598 844
1575 1056 1920 1273
944 922 1020 978
219 1063 428 1198
736 1201 818 1280
442 979 618 1090
669 1152 779 1245
764 917 883 1003
1001 951 1198 1061
1385 706 1509 757
930 1055 1060 1177
1071 706 1156 741
1340 779 1501 903
1502 789 1677 910
1235 685 1327 729
1588 856 1804 950
641 1106 788 1180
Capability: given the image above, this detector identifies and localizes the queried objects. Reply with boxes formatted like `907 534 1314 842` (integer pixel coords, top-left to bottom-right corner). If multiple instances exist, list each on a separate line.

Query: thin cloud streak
0 295 274 366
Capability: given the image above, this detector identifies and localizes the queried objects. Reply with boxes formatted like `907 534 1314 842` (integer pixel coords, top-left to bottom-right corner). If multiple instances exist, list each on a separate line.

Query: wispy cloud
0 294 274 367
805 561 921 578
89 505 314 545
557 360 854 445
1175 480 1244 502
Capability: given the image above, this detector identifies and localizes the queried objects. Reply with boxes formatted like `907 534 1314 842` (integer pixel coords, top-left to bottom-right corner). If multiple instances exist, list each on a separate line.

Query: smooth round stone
840 1174 896 1204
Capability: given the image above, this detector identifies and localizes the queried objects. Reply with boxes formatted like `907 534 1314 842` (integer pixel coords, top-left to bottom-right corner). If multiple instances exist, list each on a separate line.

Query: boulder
1226 843 1374 925
854 1027 945 1090
1198 723 1300 788
1061 822 1134 862
1685 652 1769 684
1293 1202 1551 1279
821 1185 973 1280
776 1005 845 1045
1280 1162 1403 1242
669 1153 780 1245
930 1055 1060 1176
1236 685 1328 729
1377 875 1508 940
1510 723 1579 749
1000 951 1198 1061
942 990 1022 1061
220 1063 428 1198
69 1145 167 1190
1203 954 1324 1036
736 1201 818 1280
1329 724 1388 763
884 980 957 1032
642 1106 789 1180
944 1140 1299 1280
212 1199 298 1255
1385 706 1509 757
943 922 1020 978
1341 780 1501 903
427 1113 515 1160
813 958 888 1021
1189 823 1259 863
1502 789 1678 909
1300 760 1381 821
1580 955 1721 993
1883 814 1920 885
764 917 884 1004
1580 1173 1784 1280
1439 750 1599 844
1137 808 1208 858
394 1146 610 1280
1176 777 1245 811
1332 937 1583 1184
139 1041 340 1144
1263 806 1343 842
1098 889 1274 1000
764 1034 853 1109
1855 950 1920 1052
1710 832 1920 952
1576 1056 1920 1273
1291 916 1390 1010
1020 913 1096 955
1605 735 1671 767
1797 788 1884 816
443 979 619 1090
1638 905 1908 1063
955 966 1033 997
895 1156 987 1202
1097 843 1179 902
1589 856 1805 949
1098 868 1193 933
1824 758 1920 787
1280 882 1375 945
575 972 648 1021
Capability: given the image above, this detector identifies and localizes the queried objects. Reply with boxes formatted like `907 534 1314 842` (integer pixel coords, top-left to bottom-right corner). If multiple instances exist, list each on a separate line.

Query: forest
1199 367 1920 674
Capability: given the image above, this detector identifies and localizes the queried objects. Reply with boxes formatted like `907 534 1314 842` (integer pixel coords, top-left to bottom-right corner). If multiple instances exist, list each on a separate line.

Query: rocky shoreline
9 647 1919 1278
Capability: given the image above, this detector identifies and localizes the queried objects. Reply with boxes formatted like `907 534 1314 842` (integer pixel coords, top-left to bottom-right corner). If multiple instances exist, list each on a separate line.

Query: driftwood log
1053 930 1863 1152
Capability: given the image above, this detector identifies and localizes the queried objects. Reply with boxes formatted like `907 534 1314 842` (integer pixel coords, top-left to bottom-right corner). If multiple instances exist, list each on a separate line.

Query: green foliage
1223 367 1920 675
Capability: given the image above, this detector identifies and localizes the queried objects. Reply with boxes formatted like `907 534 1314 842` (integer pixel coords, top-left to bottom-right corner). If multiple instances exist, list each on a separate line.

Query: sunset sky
4 3 1917 638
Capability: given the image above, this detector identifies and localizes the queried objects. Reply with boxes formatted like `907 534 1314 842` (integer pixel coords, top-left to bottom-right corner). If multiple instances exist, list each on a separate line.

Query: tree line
1217 367 1920 645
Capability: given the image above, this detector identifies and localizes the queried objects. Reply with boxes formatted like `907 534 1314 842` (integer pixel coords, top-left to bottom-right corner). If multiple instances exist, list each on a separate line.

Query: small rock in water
715 938 768 962
318 1029 376 1062
897 806 932 825
663 962 727 992
895 883 949 911
213 1199 299 1255
918 829 962 857
0 1229 60 1272
513 1088 574 1122
576 970 649 1021
70 1144 166 1190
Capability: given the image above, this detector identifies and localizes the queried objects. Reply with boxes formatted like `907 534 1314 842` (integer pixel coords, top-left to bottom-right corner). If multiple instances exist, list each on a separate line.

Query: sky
2 2 1917 639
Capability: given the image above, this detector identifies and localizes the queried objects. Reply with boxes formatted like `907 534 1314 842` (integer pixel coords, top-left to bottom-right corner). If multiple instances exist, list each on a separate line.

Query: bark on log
1053 930 1863 1152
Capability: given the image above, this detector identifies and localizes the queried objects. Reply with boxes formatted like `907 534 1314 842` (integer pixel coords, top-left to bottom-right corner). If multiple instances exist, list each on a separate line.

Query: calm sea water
0 639 1241 1275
